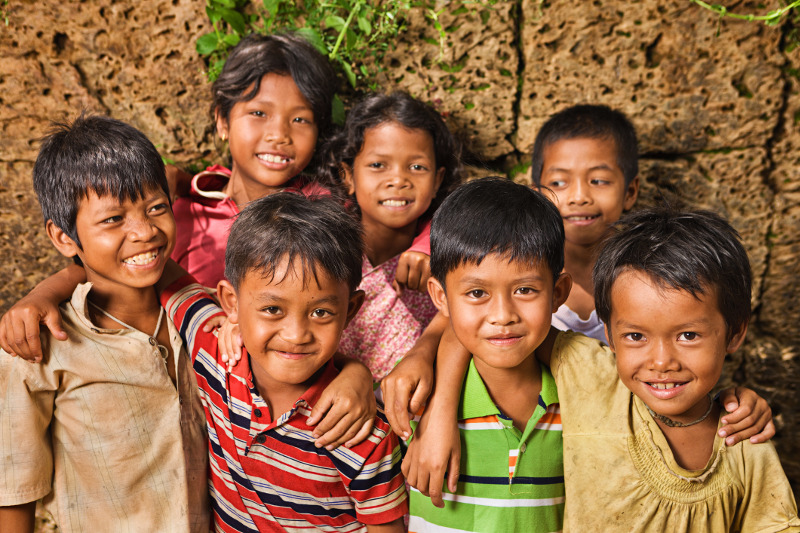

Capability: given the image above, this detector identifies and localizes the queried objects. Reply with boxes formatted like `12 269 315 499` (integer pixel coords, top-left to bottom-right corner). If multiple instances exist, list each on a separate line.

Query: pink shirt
339 254 438 381
171 166 328 287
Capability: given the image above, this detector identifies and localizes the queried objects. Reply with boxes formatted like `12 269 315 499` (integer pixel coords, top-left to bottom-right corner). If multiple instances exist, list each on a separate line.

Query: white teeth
257 153 289 163
123 251 158 265
650 382 679 390
381 199 409 207
567 215 597 221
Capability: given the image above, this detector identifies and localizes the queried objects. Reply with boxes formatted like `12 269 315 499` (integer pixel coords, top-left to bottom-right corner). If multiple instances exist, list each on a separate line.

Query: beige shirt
0 283 209 532
550 331 800 532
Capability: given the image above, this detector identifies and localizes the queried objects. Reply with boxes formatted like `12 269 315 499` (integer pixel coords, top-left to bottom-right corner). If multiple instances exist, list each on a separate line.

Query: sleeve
408 218 431 255
0 354 56 505
344 417 409 525
734 441 800 531
160 274 226 364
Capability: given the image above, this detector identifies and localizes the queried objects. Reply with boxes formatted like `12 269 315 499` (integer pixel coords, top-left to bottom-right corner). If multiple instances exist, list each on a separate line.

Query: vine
689 0 800 25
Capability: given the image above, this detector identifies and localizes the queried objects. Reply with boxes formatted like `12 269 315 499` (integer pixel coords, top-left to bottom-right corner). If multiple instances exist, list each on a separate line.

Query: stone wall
1 0 797 500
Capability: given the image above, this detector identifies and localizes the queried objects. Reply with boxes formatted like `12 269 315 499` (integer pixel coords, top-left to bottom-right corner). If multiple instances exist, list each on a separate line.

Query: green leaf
223 32 241 46
196 33 219 56
295 27 328 55
332 94 346 126
325 15 346 32
219 8 246 34
263 0 280 15
341 61 357 87
357 15 371 34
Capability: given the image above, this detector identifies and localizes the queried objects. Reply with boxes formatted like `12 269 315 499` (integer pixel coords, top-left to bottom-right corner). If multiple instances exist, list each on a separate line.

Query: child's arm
0 502 36 533
165 164 193 201
382 311 448 438
307 352 377 450
717 387 776 445
366 518 405 533
403 323 469 509
395 218 432 292
0 264 86 362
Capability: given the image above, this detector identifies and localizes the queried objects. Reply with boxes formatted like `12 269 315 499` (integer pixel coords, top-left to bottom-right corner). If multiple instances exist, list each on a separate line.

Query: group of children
0 29 797 533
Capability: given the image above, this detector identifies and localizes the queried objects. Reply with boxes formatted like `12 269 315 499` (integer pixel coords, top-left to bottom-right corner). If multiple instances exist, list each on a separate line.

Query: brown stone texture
1 0 799 515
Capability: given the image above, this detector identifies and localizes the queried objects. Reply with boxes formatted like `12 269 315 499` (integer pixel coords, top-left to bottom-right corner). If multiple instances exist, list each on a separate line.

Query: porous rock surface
1 0 797 512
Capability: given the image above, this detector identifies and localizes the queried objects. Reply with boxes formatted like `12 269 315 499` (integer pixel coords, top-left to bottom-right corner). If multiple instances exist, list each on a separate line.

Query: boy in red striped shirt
159 192 407 532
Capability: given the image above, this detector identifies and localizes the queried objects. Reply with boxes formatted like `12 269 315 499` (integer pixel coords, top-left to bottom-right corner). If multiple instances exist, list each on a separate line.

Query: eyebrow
546 163 615 173
254 293 341 305
456 274 547 286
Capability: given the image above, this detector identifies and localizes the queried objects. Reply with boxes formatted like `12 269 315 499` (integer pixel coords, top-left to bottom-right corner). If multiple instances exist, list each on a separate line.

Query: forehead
76 185 165 212
240 255 349 295
609 269 720 318
248 73 312 109
542 136 621 170
361 122 435 155
445 253 554 286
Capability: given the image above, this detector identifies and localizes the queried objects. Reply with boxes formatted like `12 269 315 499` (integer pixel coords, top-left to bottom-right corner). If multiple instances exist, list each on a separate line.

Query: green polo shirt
408 359 565 532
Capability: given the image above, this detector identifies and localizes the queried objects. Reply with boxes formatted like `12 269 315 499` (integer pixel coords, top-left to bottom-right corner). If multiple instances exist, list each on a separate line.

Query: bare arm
402 323 470 508
366 518 405 533
0 264 86 361
0 502 37 533
382 311 448 438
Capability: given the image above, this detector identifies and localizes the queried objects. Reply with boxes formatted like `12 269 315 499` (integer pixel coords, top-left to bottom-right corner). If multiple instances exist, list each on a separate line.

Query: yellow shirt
550 331 800 532
0 283 209 532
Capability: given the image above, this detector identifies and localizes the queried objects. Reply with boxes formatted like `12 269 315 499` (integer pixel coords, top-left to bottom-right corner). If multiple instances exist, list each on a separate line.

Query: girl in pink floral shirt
321 92 462 381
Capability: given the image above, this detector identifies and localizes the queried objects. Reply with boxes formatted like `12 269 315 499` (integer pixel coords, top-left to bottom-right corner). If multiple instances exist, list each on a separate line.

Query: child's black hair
530 104 638 187
593 207 752 339
430 177 564 285
225 192 363 293
212 32 337 141
320 91 462 217
32 114 168 249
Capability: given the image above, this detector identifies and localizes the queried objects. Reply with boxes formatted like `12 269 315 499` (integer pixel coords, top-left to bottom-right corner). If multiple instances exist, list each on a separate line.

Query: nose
386 167 412 189
265 116 291 144
567 180 590 206
127 214 159 242
487 294 518 326
280 314 313 346
648 341 681 372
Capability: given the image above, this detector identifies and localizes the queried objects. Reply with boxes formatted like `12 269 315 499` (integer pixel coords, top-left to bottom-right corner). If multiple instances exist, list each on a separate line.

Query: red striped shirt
162 276 408 532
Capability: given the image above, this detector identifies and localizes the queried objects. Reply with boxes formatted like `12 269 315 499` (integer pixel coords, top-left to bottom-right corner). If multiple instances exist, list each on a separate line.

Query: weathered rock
517 0 785 156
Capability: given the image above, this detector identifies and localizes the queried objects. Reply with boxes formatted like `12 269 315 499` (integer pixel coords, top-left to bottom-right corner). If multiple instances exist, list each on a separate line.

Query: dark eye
546 179 566 188
516 287 536 295
293 116 312 124
410 164 428 171
679 332 698 341
149 203 169 213
311 308 332 318
250 110 265 117
590 178 610 186
625 332 644 342
467 289 486 299
262 306 280 315
367 162 384 169
101 215 123 224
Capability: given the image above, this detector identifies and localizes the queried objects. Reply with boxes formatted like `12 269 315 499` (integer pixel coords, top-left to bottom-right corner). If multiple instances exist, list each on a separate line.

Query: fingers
719 389 773 445
202 315 225 333
344 418 375 449
395 252 431 292
748 420 776 444
446 444 461 494
382 375 416 439
42 312 68 341
717 386 740 413
394 259 410 290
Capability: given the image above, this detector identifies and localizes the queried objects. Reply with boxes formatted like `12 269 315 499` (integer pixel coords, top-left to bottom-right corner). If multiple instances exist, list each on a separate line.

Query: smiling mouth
380 199 412 207
565 214 599 221
647 382 686 390
257 153 291 164
122 250 160 265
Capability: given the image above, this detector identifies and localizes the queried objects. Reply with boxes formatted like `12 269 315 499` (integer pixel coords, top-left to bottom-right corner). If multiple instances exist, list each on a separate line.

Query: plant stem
690 0 800 23
330 0 364 59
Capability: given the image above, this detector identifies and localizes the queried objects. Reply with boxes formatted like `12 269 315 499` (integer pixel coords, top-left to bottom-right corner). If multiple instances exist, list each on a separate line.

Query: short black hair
531 104 638 187
430 177 564 284
320 91 462 214
212 32 337 140
32 114 168 248
225 192 363 293
593 208 752 339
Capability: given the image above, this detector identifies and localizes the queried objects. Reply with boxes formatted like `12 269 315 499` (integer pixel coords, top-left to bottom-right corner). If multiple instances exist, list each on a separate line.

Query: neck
563 241 597 319
473 354 542 431
224 169 284 207
85 281 162 333
250 357 325 419
362 219 416 266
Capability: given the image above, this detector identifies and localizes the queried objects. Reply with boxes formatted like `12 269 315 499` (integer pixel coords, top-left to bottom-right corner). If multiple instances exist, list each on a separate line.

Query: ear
623 176 639 211
551 271 572 313
214 106 230 142
433 167 446 196
427 276 450 318
341 163 355 195
725 320 748 354
46 220 81 259
216 279 241 324
343 289 365 329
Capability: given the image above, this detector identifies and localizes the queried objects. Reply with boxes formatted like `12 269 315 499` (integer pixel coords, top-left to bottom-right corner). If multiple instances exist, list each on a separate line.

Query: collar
190 165 231 200
459 358 559 420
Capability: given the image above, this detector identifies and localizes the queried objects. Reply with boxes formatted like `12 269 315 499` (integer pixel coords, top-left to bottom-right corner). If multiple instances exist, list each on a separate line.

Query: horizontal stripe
409 515 563 533
410 487 565 508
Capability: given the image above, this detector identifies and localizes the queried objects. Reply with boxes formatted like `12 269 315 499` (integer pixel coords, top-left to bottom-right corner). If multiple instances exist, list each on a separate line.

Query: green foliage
690 0 800 26
198 0 496 92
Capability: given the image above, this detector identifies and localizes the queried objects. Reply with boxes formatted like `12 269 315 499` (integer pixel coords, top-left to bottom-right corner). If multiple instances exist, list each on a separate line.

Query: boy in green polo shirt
407 178 570 532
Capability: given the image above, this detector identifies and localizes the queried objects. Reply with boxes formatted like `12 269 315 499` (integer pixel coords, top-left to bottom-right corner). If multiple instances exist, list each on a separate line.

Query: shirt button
254 409 262 418
520 443 527 453
149 337 157 346
256 434 266 444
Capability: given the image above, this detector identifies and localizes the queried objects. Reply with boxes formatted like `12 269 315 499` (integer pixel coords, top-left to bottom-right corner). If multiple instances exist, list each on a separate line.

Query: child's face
48 186 175 293
539 136 638 248
343 122 444 234
219 257 363 390
606 269 746 424
217 73 318 196
429 253 570 371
